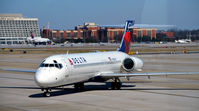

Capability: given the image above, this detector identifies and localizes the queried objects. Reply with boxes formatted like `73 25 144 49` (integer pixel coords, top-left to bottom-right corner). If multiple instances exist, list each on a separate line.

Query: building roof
0 14 37 20
0 14 23 18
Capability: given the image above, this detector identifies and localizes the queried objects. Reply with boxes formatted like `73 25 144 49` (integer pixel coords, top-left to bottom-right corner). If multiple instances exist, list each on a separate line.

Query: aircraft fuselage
34 51 143 88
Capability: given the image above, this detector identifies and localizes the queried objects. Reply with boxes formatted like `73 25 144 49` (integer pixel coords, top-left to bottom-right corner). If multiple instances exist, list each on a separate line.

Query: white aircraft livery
3 20 199 97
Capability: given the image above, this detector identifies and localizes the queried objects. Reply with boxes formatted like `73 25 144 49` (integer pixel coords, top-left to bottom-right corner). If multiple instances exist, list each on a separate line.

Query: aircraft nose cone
34 70 49 87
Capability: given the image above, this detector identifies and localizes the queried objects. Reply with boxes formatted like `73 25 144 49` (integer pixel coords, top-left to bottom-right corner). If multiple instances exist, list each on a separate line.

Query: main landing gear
111 78 121 90
74 82 84 90
42 88 51 97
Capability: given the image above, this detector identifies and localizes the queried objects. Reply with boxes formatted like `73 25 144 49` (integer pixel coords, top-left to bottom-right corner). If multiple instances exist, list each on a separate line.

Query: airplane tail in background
118 20 134 54
31 32 34 39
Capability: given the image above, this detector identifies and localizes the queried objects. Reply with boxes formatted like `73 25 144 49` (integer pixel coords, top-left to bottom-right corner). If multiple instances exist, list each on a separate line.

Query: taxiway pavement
0 53 199 111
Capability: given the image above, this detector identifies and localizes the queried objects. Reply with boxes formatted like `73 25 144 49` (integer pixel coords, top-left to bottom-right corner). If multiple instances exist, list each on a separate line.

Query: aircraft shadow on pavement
1 84 199 98
28 83 199 98
28 83 136 98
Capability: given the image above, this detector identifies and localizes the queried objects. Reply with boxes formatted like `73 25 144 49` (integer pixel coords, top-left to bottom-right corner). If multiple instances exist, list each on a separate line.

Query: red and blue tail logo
118 20 134 54
31 32 34 39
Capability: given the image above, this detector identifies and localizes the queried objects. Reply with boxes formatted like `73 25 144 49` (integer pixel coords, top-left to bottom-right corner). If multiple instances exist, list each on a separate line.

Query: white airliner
175 39 192 44
27 32 51 44
3 20 199 97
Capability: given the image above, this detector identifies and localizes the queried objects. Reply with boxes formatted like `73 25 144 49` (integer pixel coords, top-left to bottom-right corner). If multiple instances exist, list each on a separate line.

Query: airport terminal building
41 23 157 43
0 14 41 44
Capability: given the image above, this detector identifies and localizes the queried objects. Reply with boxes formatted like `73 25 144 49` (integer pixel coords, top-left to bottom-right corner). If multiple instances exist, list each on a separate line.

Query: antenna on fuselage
66 50 69 55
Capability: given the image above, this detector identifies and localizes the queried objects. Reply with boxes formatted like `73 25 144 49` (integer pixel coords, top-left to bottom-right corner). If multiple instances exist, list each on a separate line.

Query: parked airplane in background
3 20 199 97
175 32 192 44
175 39 192 44
27 32 51 45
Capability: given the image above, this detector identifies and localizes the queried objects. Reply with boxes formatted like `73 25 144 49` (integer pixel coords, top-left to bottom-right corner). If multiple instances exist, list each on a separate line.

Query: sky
0 0 199 30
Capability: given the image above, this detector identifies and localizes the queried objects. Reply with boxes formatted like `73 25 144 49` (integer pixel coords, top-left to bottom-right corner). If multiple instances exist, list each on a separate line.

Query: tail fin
118 20 134 54
30 32 34 39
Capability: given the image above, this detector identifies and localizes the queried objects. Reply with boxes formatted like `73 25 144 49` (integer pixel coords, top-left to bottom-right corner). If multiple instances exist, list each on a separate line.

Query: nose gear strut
42 88 51 97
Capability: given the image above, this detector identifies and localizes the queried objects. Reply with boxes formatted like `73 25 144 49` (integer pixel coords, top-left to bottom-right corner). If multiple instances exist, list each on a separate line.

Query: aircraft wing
98 72 199 78
2 68 36 73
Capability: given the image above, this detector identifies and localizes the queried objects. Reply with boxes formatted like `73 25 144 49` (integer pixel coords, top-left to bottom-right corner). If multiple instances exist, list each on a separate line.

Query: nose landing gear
42 88 51 97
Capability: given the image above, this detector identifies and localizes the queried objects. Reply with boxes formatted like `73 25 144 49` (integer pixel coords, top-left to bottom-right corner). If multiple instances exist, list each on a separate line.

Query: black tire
115 82 121 90
74 84 79 90
43 92 50 97
74 83 84 90
111 82 115 90
111 82 121 90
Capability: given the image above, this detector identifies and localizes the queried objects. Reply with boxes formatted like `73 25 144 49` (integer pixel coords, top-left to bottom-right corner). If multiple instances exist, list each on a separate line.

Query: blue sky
1 0 199 30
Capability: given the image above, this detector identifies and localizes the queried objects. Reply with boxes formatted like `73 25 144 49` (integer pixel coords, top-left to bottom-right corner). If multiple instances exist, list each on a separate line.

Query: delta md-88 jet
4 20 199 97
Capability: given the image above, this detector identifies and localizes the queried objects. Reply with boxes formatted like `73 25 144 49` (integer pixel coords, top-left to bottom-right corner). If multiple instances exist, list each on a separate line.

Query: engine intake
122 57 143 72
123 58 134 70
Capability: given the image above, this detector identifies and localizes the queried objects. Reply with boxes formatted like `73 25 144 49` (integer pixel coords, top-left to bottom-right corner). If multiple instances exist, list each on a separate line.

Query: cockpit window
40 63 63 69
49 64 54 67
44 64 49 67
40 63 45 67
53 60 57 63
55 64 59 68
59 64 63 69
39 59 63 69
55 64 63 69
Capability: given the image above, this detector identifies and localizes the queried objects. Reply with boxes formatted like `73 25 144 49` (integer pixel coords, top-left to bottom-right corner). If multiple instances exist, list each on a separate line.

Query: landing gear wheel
116 82 121 90
43 88 51 97
43 92 50 97
111 82 116 90
111 82 121 90
111 78 121 90
74 82 84 90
